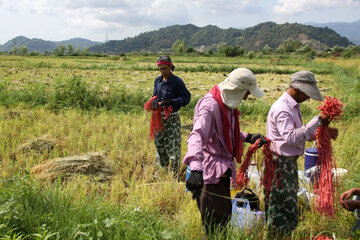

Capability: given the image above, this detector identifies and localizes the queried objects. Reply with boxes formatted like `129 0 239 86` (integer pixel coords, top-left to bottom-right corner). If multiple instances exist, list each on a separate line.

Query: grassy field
0 54 360 239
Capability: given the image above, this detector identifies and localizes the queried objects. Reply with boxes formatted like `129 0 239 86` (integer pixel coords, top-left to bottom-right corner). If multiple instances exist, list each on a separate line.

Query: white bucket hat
218 68 264 109
290 70 323 101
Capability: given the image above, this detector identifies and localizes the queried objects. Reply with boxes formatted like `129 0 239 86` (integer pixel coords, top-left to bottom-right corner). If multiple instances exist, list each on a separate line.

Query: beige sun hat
290 70 323 101
218 68 264 109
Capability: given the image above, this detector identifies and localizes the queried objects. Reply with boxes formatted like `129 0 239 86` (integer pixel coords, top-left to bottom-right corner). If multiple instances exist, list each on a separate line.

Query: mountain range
87 22 352 54
0 36 102 53
305 20 360 45
0 20 358 54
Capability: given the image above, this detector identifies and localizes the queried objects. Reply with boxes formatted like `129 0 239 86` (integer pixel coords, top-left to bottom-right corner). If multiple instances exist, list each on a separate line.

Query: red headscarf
156 55 175 71
210 85 243 163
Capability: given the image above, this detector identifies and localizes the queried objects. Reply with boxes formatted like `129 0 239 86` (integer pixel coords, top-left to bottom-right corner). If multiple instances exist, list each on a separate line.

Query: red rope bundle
316 96 344 122
235 139 260 188
235 137 275 195
144 96 172 139
261 139 277 196
314 96 344 217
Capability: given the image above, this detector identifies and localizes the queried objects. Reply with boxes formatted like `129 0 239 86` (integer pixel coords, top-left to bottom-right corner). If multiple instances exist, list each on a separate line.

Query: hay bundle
11 135 59 161
31 151 115 182
17 135 57 154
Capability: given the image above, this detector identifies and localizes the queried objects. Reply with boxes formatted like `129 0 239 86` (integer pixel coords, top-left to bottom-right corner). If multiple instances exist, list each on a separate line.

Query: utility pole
144 33 147 55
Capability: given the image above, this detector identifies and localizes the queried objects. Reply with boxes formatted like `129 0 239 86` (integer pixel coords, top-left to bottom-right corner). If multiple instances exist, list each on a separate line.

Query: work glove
151 99 159 110
245 133 268 148
186 171 204 199
161 99 173 108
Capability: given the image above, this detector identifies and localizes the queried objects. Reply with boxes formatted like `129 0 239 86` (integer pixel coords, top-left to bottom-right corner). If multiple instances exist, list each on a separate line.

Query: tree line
2 39 360 59
4 44 106 57
170 38 360 59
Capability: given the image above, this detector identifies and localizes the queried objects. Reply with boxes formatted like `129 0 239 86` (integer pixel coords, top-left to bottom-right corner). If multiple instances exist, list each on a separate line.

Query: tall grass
1 55 360 239
0 174 190 240
0 75 151 114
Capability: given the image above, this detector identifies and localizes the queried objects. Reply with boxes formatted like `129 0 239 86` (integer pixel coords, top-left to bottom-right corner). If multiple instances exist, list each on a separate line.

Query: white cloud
274 0 360 15
0 0 359 43
191 0 262 15
0 0 191 39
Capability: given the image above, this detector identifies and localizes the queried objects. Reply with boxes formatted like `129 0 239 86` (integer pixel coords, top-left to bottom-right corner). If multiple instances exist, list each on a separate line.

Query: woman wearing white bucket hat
184 68 267 235
265 70 339 237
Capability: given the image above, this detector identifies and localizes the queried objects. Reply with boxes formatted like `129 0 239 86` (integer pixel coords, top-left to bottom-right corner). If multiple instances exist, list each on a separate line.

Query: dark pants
196 172 232 235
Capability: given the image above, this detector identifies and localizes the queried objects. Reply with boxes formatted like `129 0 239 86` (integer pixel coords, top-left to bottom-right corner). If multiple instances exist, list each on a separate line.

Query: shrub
51 76 99 111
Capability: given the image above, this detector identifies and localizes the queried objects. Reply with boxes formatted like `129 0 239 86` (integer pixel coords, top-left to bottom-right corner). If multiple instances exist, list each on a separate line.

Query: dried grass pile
31 151 115 182
16 135 58 154
11 135 60 160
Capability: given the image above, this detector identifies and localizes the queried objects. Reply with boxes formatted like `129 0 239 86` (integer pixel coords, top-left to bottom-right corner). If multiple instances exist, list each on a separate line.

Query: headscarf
156 55 175 71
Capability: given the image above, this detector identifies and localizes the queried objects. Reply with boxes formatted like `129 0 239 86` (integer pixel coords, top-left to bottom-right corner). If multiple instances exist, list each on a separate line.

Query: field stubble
0 55 359 239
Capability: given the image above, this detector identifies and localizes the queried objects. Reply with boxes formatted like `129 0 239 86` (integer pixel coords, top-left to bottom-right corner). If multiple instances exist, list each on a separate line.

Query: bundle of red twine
144 96 173 139
235 137 276 195
314 96 344 217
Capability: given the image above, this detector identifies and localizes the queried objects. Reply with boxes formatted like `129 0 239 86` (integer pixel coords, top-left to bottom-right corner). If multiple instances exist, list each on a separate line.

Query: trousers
154 112 181 173
196 170 232 235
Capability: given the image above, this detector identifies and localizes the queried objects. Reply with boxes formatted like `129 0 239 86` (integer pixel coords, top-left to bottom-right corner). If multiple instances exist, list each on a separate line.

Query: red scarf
210 85 243 163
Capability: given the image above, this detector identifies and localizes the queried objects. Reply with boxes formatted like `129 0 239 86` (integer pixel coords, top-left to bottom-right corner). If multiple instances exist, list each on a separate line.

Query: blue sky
0 0 359 44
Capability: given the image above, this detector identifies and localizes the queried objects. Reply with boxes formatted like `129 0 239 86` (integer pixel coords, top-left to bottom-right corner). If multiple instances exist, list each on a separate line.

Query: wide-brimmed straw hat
290 70 323 101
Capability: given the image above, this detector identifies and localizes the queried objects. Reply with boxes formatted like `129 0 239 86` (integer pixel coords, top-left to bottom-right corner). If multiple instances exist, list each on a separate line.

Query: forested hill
0 36 102 53
88 22 352 54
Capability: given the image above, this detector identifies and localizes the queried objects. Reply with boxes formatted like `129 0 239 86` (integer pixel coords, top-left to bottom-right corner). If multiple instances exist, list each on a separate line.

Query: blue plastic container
304 147 318 172
186 166 191 192
186 166 191 180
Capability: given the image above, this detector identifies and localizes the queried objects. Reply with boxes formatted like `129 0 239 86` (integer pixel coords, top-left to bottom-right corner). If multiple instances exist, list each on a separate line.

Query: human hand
186 171 203 199
161 99 173 107
341 199 358 212
328 127 338 140
246 133 268 148
341 188 356 201
319 112 331 125
151 99 159 110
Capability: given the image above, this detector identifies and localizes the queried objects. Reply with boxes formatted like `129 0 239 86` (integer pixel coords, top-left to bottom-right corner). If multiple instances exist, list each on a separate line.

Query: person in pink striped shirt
184 68 266 235
265 70 338 237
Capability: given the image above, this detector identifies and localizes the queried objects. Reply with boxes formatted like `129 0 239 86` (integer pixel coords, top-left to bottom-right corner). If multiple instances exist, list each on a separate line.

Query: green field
0 54 360 239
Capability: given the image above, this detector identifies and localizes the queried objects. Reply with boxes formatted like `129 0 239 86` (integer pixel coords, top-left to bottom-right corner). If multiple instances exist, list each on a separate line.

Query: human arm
152 78 159 108
341 200 360 212
183 101 214 170
169 78 191 108
183 100 214 199
341 188 360 201
341 188 360 211
275 111 321 146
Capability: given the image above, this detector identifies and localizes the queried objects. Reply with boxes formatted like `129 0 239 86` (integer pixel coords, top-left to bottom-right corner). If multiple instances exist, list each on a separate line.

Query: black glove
186 171 203 199
151 99 159 110
245 133 268 148
161 99 173 108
